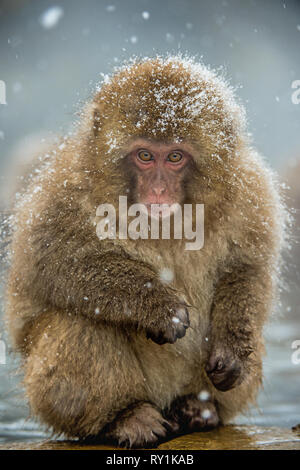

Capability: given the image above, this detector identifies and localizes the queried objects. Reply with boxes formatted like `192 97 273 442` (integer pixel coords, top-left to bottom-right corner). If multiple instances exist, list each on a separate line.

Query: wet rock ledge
1 425 300 450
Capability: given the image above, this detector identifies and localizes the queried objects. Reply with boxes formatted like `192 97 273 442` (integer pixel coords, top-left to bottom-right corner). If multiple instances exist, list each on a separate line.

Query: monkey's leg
104 402 170 448
206 265 270 392
164 394 219 434
23 311 149 439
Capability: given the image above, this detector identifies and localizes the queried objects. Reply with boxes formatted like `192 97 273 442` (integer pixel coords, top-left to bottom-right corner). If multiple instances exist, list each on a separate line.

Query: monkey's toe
186 401 219 431
166 394 219 433
107 402 169 448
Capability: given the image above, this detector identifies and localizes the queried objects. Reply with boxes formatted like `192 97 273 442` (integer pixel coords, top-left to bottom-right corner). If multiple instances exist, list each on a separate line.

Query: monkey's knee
23 314 147 438
25 356 146 438
25 370 94 437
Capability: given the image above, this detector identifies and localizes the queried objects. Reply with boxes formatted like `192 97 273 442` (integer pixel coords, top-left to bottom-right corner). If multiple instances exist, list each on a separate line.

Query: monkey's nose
152 187 166 196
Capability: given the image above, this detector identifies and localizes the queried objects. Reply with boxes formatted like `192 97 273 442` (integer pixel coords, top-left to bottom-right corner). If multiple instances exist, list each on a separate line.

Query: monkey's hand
205 346 245 391
145 303 190 345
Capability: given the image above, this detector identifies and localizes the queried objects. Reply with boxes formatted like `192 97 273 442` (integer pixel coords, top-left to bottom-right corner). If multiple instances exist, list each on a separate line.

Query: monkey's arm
48 242 189 344
205 155 284 392
11 204 189 345
206 262 273 391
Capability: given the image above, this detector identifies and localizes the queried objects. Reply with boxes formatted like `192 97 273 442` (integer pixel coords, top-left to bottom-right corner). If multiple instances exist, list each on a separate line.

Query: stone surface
1 425 300 450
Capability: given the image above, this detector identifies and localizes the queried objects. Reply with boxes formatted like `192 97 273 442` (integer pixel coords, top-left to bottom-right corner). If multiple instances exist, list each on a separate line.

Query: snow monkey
6 57 286 447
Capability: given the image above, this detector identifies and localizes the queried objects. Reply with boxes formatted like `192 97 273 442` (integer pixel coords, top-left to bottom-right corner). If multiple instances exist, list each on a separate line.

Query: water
236 318 300 428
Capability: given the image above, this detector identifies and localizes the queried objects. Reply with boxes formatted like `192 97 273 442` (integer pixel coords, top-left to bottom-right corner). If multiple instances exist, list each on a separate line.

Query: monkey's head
82 56 247 213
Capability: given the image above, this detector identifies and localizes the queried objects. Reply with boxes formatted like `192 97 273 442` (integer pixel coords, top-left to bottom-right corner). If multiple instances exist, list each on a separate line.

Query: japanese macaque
5 57 287 447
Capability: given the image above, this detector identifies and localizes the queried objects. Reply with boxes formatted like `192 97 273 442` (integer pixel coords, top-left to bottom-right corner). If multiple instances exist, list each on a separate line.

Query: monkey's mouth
142 203 181 220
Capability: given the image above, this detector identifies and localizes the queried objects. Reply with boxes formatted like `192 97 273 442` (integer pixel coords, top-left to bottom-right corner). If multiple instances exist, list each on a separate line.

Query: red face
126 139 193 211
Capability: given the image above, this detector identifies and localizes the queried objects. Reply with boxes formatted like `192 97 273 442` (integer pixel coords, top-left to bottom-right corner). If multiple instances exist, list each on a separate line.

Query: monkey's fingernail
181 301 192 308
163 420 176 433
176 306 189 321
205 361 215 373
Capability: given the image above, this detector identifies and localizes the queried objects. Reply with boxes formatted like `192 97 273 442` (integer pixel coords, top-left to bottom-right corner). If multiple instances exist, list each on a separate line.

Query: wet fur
5 57 286 445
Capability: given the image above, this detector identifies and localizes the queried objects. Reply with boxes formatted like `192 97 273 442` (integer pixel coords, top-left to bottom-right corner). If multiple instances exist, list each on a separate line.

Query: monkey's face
90 57 244 214
124 138 195 216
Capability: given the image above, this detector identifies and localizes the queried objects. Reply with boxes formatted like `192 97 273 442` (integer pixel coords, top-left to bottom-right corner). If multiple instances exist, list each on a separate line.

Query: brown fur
5 57 286 446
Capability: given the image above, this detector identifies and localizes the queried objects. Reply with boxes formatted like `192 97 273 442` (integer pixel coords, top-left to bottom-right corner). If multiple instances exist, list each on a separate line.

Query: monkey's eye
167 152 183 163
138 150 153 162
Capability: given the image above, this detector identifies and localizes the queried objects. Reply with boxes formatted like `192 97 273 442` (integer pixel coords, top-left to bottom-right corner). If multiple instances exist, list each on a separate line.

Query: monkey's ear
93 108 101 137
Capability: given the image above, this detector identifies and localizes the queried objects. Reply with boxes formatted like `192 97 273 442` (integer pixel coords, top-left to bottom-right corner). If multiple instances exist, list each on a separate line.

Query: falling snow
106 5 116 13
198 390 210 401
159 267 174 284
130 36 138 44
201 409 212 420
39 6 64 29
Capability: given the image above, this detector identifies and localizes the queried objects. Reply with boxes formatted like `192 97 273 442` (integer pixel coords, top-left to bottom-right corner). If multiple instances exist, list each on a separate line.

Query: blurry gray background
0 0 299 442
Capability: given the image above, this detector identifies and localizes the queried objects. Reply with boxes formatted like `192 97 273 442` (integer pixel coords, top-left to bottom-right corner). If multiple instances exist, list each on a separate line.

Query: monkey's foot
107 402 170 448
146 305 190 345
166 394 219 433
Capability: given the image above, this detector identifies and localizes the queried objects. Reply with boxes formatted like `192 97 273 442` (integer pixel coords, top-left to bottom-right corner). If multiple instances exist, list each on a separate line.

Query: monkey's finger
205 355 224 374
